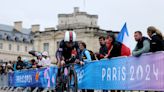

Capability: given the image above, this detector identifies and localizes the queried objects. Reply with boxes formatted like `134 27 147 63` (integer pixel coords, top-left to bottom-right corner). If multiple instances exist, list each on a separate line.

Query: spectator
96 36 108 60
16 56 25 70
42 51 51 67
103 32 122 92
98 36 109 91
28 51 44 68
2 62 7 74
30 59 37 68
79 42 92 62
6 61 13 72
23 58 32 69
105 32 122 58
132 31 150 56
79 42 94 92
147 26 164 52
13 61 17 71
37 53 44 67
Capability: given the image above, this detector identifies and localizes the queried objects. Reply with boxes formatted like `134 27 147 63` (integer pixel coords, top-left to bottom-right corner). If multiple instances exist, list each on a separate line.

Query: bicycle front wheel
67 68 78 92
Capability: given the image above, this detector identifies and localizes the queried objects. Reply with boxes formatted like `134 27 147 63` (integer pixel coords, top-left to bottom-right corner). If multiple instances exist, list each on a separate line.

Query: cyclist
55 31 82 91
56 31 83 66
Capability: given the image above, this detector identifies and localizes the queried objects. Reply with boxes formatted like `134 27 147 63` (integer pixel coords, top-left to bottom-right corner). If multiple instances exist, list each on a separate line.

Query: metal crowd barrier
0 74 8 87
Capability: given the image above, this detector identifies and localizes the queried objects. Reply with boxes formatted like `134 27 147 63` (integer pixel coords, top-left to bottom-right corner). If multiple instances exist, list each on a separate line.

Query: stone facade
0 40 33 62
57 7 99 30
0 22 34 62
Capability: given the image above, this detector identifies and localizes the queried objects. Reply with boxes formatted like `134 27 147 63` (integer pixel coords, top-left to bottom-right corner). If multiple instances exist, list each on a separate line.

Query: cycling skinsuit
56 40 81 64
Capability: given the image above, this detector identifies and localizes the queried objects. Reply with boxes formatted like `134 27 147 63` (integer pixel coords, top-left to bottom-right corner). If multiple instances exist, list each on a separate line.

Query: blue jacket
81 49 92 62
13 63 17 71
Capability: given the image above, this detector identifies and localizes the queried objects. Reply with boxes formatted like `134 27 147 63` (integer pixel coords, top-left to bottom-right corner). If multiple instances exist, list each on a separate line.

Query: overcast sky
0 0 164 49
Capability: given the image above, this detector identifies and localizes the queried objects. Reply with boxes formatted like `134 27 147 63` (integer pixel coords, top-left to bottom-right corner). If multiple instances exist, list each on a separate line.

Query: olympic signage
8 52 164 90
75 52 164 91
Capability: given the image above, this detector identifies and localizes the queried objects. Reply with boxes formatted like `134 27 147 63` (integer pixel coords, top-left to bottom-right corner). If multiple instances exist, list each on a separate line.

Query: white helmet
42 51 48 56
64 31 76 42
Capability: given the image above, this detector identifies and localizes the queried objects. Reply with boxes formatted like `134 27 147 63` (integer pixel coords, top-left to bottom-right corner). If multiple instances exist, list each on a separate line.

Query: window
9 44 12 50
15 37 18 41
17 45 20 51
25 46 28 52
31 40 34 44
0 43 3 49
23 38 26 42
43 43 49 52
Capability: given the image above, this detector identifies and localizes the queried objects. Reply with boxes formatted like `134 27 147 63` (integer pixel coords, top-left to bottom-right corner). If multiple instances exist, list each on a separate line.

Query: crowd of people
96 26 164 60
0 51 52 75
56 26 164 66
132 26 164 56
0 61 13 74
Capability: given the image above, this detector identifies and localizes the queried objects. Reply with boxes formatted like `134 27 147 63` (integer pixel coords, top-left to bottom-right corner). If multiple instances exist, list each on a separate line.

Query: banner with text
7 52 164 90
75 52 164 91
8 67 58 88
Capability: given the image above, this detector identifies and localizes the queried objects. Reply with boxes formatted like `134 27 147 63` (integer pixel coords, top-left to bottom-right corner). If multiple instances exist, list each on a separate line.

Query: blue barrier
75 51 164 91
8 67 58 88
4 51 164 90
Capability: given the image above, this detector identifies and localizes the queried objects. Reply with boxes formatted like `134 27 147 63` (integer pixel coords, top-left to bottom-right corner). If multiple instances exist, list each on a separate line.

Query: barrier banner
8 67 58 88
7 52 164 90
75 52 164 90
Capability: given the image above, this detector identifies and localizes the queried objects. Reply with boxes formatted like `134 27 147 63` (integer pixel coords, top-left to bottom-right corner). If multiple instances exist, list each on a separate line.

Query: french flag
117 23 131 56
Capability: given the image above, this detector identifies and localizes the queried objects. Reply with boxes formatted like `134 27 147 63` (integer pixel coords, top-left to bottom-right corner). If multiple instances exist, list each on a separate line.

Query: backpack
83 49 96 61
